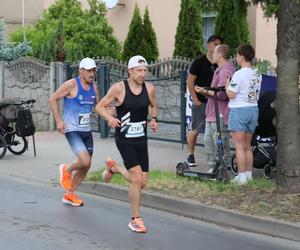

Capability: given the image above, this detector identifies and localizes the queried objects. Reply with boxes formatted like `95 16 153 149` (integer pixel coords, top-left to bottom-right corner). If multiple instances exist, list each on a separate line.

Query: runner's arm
147 83 158 132
49 80 75 133
95 84 121 128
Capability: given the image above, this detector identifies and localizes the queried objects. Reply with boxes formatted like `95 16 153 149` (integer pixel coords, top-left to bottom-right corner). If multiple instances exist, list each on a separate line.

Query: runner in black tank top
115 79 150 142
95 55 158 233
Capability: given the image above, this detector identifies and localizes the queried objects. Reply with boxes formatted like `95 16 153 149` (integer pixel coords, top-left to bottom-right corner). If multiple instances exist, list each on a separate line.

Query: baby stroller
0 97 36 159
230 91 277 179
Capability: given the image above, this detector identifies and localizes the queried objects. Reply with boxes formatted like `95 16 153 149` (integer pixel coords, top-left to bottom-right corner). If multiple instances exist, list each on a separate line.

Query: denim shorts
65 131 93 156
228 106 258 132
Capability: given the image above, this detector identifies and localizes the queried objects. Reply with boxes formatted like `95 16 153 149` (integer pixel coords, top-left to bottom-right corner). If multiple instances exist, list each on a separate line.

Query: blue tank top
63 77 96 132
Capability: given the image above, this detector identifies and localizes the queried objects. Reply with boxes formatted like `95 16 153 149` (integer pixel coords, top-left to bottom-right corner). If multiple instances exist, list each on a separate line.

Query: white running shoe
231 175 247 185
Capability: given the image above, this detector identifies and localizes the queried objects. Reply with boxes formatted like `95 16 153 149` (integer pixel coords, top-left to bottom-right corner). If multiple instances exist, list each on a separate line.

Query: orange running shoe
102 157 116 183
59 164 72 191
128 217 147 233
62 192 84 206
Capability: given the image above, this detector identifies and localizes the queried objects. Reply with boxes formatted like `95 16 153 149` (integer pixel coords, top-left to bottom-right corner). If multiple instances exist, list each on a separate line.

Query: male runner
49 57 99 206
95 55 158 233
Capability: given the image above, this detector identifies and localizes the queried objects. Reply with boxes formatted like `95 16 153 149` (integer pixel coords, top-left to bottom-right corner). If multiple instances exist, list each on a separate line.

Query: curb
78 182 300 242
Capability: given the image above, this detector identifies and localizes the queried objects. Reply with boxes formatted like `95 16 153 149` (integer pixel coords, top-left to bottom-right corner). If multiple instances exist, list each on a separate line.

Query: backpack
15 109 35 137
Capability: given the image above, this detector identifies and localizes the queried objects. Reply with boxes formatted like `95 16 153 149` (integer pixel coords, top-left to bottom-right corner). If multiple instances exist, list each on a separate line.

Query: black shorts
115 139 149 172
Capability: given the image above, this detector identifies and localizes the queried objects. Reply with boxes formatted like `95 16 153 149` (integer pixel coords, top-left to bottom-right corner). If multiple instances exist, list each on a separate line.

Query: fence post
49 62 56 131
65 62 72 80
0 61 5 99
98 62 109 138
49 62 65 131
180 70 187 146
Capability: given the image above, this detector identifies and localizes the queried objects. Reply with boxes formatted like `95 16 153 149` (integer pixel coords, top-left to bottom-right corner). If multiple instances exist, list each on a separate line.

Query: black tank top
115 80 150 141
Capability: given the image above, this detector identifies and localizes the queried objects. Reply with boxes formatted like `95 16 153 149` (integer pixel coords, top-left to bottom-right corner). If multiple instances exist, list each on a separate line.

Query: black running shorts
115 139 149 172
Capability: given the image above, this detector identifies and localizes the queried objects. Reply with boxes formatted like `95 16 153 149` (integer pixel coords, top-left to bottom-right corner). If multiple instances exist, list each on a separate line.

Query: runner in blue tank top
49 58 99 206
96 55 158 233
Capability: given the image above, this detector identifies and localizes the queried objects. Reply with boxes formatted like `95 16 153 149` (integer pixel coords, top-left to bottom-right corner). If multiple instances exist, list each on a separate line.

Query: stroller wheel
8 136 27 155
176 162 188 176
230 154 238 176
263 164 274 179
0 135 7 159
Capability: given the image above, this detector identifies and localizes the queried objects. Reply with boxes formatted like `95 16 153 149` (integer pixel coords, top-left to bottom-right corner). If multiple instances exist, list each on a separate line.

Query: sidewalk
0 132 299 242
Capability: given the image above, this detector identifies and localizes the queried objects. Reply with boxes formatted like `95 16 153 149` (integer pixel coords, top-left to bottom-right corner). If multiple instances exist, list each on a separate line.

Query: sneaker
246 176 253 181
102 157 116 183
62 192 84 206
231 175 247 185
206 168 214 174
59 164 72 191
128 217 147 233
187 155 197 167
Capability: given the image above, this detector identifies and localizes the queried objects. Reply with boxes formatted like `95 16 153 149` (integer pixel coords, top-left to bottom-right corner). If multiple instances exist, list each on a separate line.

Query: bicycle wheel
8 136 28 155
230 154 238 176
0 135 7 159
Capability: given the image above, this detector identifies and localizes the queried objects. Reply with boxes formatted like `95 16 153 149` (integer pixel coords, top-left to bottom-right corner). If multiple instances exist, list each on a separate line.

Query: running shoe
128 217 147 233
231 175 247 185
62 192 84 206
59 164 72 191
102 157 116 183
186 155 197 167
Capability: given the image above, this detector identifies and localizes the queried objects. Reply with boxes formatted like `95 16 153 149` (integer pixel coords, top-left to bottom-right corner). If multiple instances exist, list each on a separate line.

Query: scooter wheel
230 154 238 176
264 164 274 179
176 162 188 176
216 168 229 182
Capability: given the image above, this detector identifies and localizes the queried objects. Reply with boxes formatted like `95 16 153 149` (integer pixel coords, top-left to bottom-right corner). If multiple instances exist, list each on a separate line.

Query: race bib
125 121 146 138
78 113 91 127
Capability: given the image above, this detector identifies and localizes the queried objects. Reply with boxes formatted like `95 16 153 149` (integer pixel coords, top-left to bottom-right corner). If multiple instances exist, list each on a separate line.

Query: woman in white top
226 45 262 185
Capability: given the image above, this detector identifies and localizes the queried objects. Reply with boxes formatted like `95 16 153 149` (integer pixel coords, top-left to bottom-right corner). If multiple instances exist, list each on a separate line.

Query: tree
0 19 31 61
9 0 121 62
53 18 67 62
122 4 144 62
273 0 300 193
173 0 204 58
141 6 159 62
215 0 249 54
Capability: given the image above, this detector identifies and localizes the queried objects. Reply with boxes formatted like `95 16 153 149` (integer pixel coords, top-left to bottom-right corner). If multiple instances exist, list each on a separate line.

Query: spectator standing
186 35 223 166
226 45 262 185
195 44 235 172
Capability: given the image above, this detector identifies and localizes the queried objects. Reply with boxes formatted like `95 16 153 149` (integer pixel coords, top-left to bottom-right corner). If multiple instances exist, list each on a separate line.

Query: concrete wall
1 58 51 131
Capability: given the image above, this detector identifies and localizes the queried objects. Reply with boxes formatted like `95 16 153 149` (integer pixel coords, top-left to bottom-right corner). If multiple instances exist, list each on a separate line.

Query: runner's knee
79 156 91 169
130 173 143 187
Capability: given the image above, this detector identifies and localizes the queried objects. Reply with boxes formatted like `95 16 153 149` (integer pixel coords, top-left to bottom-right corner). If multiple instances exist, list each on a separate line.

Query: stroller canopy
0 97 22 123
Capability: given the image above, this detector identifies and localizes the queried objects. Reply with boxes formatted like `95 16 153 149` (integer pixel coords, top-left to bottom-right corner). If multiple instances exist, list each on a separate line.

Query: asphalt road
0 176 299 250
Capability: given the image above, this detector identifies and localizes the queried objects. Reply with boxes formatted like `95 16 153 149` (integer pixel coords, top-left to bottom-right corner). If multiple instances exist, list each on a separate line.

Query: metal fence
64 57 192 143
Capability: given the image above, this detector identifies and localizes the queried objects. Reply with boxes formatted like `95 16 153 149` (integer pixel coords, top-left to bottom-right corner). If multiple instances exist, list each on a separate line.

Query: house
0 0 277 66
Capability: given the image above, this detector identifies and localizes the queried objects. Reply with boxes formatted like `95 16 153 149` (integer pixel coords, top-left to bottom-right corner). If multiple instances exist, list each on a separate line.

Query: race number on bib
78 113 91 127
125 121 146 138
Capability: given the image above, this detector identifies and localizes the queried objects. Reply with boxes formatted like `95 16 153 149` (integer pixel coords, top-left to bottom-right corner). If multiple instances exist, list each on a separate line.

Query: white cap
128 55 148 69
79 57 97 70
